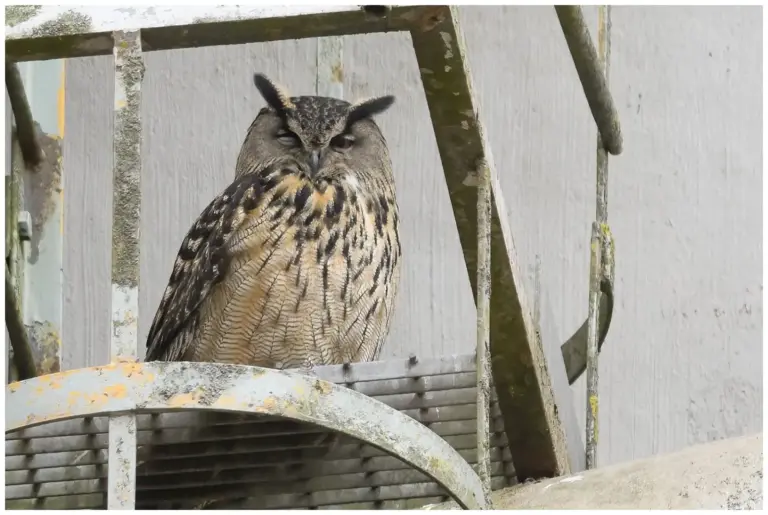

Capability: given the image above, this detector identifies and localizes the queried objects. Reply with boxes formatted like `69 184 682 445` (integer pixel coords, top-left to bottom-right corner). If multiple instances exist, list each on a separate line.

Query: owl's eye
330 134 355 151
276 130 299 146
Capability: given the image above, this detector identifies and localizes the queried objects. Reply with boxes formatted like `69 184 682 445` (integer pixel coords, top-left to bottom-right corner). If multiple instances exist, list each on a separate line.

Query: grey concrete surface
59 6 761 467
424 434 763 510
422 432 763 509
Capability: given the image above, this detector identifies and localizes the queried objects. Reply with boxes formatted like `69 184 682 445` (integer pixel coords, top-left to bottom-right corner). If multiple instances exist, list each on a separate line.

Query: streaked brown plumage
145 73 401 371
137 74 401 509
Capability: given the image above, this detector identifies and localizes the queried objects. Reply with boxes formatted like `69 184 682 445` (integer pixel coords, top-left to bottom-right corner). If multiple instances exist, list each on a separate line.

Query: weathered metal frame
6 353 512 509
6 361 488 509
4 3 623 507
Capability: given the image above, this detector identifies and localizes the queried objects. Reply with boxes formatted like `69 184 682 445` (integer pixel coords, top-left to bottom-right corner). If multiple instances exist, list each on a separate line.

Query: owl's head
236 73 395 191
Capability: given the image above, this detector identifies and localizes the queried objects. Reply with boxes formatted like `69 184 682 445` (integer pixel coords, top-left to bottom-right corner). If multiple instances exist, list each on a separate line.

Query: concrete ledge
421 433 762 510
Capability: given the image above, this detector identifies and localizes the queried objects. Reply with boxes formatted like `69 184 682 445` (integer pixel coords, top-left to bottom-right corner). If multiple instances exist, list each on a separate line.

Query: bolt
17 211 31 241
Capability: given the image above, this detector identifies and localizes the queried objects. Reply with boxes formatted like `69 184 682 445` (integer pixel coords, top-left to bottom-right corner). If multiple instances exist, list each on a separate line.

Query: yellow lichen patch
589 395 599 442
8 382 21 393
212 395 238 408
313 379 333 395
84 392 109 407
104 384 128 399
67 390 83 407
44 375 63 390
262 396 278 411
167 391 203 408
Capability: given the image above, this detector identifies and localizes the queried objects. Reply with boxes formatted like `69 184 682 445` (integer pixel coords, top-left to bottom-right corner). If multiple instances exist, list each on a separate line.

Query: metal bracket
17 210 31 241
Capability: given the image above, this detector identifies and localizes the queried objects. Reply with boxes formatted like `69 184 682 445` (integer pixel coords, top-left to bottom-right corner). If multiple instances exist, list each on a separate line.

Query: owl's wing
144 170 270 362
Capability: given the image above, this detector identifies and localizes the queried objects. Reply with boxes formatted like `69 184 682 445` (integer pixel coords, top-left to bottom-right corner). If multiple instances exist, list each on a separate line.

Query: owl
138 74 402 509
145 73 401 370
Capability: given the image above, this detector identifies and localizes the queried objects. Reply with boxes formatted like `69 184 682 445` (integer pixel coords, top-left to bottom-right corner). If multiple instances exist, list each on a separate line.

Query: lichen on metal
5 361 489 509
5 5 42 28
111 30 143 293
408 5 570 480
475 157 492 503
4 6 414 62
106 29 144 510
584 5 615 470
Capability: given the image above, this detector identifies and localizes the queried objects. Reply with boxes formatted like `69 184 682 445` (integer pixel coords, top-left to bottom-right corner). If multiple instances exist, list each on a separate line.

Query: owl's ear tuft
253 74 295 114
347 95 395 127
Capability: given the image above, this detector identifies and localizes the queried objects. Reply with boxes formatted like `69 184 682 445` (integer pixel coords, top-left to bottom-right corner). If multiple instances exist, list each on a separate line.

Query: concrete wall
59 6 762 467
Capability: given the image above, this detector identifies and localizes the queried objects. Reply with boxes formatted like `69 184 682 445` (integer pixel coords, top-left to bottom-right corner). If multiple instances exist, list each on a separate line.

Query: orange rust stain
104 384 128 399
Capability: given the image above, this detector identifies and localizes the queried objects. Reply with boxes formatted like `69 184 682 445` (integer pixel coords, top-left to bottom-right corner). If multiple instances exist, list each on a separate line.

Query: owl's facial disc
251 72 396 180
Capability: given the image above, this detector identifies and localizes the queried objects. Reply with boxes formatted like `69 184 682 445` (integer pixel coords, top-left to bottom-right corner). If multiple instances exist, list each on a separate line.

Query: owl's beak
308 150 322 176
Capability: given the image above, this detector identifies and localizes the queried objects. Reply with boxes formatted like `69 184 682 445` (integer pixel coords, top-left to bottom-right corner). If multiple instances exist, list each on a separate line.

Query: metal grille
6 354 512 509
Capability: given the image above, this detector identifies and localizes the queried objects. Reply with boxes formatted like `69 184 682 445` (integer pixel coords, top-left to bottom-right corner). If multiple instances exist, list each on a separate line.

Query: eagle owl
145 73 401 370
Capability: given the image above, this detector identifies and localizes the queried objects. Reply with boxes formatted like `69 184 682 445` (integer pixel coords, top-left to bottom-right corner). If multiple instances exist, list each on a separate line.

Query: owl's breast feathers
145 162 401 368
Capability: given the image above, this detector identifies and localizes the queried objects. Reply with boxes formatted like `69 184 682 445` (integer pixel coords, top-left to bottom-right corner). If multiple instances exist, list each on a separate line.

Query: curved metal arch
6 361 487 509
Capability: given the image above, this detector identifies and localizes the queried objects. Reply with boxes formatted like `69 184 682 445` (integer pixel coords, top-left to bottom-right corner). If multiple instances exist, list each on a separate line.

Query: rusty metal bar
5 362 490 509
409 6 571 480
4 61 43 168
108 29 144 510
555 5 623 156
585 4 615 470
475 157 492 501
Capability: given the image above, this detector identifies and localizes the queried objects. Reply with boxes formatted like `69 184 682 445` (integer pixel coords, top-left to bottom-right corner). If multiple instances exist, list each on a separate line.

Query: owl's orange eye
276 130 299 146
331 134 355 151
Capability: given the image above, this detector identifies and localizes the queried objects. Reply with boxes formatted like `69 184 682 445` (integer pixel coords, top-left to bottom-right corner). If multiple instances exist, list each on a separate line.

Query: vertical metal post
316 36 344 99
108 29 143 509
585 5 612 470
475 158 492 500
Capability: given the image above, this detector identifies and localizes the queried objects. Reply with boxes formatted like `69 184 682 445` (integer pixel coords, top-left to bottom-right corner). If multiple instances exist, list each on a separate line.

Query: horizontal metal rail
6 361 489 509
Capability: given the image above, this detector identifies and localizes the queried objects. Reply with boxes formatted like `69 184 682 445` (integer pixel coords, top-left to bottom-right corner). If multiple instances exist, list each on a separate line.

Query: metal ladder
5 5 621 509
